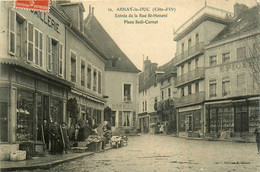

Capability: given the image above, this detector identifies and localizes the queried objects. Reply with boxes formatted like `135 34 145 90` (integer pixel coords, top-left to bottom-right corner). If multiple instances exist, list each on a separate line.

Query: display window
50 98 62 124
249 101 259 132
17 90 34 141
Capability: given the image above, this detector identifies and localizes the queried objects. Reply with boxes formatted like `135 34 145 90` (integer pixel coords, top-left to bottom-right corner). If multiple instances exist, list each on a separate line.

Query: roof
84 14 140 73
210 5 259 44
139 57 176 92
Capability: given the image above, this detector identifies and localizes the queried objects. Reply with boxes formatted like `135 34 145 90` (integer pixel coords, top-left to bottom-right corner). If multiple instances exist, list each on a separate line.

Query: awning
0 58 74 88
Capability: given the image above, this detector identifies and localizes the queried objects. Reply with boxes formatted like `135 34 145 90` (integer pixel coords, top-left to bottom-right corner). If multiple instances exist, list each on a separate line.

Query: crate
10 150 26 161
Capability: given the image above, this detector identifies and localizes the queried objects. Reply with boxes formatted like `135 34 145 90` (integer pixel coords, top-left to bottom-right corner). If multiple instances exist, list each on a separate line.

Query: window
93 69 97 92
51 39 58 73
188 62 191 72
161 90 164 100
188 39 192 49
222 52 230 63
142 102 145 112
9 9 16 55
27 22 34 62
195 34 199 43
145 101 147 111
119 111 131 127
98 71 101 94
87 64 92 89
237 47 246 60
81 60 85 86
123 84 131 101
237 74 246 94
188 85 192 95
209 80 217 97
58 44 63 75
181 43 184 53
181 87 184 97
222 77 230 96
16 15 25 58
209 55 217 66
168 87 171 98
132 111 136 127
195 82 199 93
195 58 199 69
34 29 43 67
181 65 184 75
70 51 76 83
46 36 51 71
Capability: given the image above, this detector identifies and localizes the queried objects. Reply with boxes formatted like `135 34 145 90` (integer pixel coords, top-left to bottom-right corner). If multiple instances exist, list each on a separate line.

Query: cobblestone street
48 135 259 172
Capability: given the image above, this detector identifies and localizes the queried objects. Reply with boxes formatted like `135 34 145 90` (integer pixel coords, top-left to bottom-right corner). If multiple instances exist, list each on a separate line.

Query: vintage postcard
0 0 259 171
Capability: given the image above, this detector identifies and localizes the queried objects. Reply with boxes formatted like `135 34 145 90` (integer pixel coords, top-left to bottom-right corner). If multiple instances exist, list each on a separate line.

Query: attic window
110 58 118 68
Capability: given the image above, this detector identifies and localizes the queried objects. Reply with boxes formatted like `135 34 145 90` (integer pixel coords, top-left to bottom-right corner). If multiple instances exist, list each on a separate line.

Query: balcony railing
174 6 233 35
175 91 205 108
176 67 205 86
175 42 204 65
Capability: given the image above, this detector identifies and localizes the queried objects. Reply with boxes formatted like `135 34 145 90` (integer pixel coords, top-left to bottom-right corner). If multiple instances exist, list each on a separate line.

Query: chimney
89 5 91 14
143 56 151 81
92 7 94 15
234 3 248 18
151 63 158 74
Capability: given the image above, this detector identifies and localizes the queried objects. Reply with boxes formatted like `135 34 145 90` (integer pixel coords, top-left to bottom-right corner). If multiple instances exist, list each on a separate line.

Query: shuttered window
87 64 92 89
34 29 43 67
98 71 101 94
9 9 16 55
71 51 76 83
237 74 246 94
46 36 51 71
237 47 246 60
27 22 33 62
58 44 63 75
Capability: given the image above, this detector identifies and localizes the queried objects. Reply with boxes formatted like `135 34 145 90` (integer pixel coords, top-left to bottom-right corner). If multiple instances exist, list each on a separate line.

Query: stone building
204 4 259 140
0 0 107 160
84 7 140 134
173 5 233 137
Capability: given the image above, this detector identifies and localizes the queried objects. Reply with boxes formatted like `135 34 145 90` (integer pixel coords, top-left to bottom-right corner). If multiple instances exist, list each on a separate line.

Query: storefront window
17 90 34 141
0 88 9 142
193 110 201 131
50 98 62 124
36 94 43 141
178 112 186 132
249 101 260 132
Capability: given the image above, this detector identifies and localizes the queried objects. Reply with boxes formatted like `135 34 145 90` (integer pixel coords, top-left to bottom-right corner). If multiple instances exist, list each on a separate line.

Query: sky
72 0 257 71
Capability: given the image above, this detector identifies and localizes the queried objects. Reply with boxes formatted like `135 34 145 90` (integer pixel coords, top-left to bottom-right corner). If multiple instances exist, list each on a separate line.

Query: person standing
254 126 260 154
50 122 60 154
42 119 49 150
61 122 69 153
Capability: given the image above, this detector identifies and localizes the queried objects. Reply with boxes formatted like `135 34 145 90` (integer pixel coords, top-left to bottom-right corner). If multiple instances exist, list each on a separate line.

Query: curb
1 152 95 171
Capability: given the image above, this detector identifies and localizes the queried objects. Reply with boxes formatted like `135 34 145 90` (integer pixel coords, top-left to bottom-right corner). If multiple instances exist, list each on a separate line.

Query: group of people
39 119 112 155
40 120 69 155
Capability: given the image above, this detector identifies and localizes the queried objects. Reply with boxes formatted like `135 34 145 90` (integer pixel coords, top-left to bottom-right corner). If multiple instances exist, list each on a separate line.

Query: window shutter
118 111 122 127
132 111 136 127
46 36 51 71
59 43 63 76
39 32 43 67
27 22 34 62
9 8 16 55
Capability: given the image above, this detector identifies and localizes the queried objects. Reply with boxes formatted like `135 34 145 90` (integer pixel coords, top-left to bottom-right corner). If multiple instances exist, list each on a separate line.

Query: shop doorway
234 105 249 133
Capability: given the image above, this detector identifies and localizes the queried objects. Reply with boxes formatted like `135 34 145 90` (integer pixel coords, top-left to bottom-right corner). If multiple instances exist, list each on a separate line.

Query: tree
244 34 260 90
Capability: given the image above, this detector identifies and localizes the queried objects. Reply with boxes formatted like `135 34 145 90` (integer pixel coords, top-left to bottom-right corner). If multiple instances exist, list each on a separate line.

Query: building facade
173 5 233 137
0 0 108 160
84 9 140 134
204 5 260 139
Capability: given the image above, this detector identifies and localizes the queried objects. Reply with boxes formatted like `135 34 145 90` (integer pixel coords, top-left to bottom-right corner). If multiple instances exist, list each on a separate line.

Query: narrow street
48 135 259 172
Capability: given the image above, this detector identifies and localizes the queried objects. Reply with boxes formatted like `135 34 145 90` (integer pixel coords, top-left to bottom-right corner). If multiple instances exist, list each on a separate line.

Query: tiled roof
210 6 259 44
84 14 140 73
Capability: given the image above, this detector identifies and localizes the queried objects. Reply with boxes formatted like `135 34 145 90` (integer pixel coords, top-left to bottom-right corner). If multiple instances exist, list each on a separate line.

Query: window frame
9 8 16 56
209 79 217 98
80 58 86 86
34 28 43 68
27 21 34 63
209 55 217 66
222 76 230 97
122 83 133 102
70 50 77 83
222 52 230 63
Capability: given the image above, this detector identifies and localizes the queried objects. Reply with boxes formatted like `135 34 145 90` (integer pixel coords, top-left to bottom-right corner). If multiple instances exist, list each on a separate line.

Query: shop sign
179 105 201 112
31 11 60 33
219 61 247 72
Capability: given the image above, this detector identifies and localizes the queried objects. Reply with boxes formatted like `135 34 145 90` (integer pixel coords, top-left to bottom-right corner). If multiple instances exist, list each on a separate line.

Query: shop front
177 105 203 137
0 64 71 160
205 98 260 140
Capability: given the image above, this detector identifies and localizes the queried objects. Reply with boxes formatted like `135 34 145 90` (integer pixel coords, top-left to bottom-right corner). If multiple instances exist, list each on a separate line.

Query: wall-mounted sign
219 61 247 72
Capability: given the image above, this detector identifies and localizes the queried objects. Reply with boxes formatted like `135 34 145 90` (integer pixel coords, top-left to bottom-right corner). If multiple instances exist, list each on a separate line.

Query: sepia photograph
0 0 259 171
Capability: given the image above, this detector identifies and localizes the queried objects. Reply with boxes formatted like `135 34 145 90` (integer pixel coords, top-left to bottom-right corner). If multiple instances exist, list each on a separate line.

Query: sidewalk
0 147 111 171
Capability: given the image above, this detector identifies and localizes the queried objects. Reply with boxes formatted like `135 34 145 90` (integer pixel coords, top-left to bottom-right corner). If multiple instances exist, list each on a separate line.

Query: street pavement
39 135 259 171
